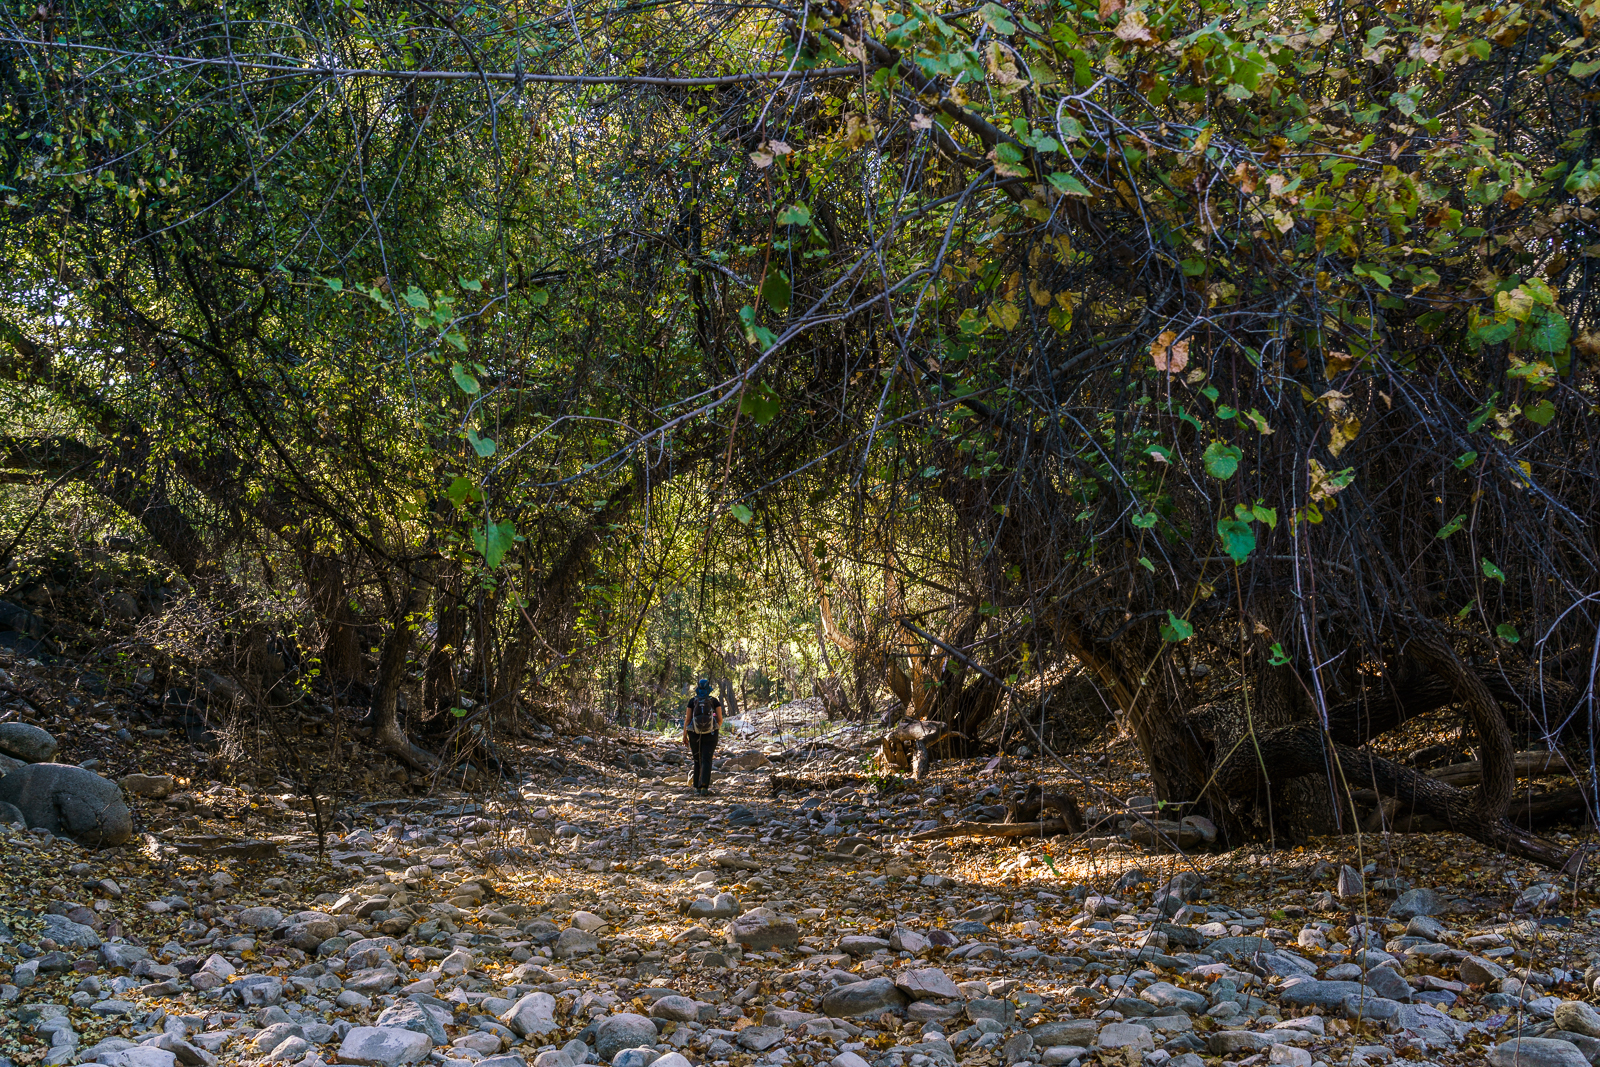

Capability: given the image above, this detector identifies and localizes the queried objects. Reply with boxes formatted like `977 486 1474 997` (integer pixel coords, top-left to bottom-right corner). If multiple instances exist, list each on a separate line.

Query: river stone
1388 888 1441 920
1343 994 1402 1024
820 977 908 1018
729 908 800 950
686 893 739 920
0 762 132 845
337 1025 432 1066
0 799 23 826
1141 981 1208 1013
238 906 285 930
1461 956 1510 985
1096 1023 1154 1050
501 992 559 1036
1030 1020 1100 1047
1364 966 1412 1002
118 773 174 798
895 968 961 1001
1001 1033 1034 1065
594 1014 659 1061
1278 981 1378 1010
1556 1001 1600 1039
0 722 56 762
1204 936 1277 961
42 912 102 949
650 996 700 1022
554 927 599 959
738 1026 786 1052
283 918 338 951
377 999 448 1045
1487 1037 1590 1067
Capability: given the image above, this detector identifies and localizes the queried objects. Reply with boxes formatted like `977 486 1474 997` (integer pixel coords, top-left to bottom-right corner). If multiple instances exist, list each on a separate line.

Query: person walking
683 678 723 795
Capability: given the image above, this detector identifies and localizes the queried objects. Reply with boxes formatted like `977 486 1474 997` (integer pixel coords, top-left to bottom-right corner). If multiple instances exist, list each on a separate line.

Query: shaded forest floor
3 639 1600 1067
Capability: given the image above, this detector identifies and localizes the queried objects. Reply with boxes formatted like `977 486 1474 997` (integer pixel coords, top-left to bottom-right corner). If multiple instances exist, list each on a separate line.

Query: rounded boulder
0 762 131 846
0 722 57 763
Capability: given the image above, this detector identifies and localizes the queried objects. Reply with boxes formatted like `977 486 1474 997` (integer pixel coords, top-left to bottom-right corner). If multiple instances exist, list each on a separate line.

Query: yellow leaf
1496 286 1534 322
987 302 1021 330
1328 415 1360 457
1029 280 1053 307
1324 351 1356 378
1114 8 1158 43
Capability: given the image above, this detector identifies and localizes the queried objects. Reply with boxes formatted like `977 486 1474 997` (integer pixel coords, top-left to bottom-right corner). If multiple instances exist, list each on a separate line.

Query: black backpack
689 694 717 734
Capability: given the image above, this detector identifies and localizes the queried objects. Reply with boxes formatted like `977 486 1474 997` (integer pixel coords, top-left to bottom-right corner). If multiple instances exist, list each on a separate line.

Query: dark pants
687 729 718 789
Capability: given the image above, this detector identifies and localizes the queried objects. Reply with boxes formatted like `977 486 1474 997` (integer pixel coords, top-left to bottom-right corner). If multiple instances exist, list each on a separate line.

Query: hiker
683 677 723 795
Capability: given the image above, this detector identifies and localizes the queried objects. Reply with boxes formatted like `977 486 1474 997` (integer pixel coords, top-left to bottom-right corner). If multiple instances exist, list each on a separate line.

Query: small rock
1555 1001 1600 1039
594 1013 659 1061
1030 1020 1099 1047
501 992 559 1036
1461 956 1510 985
553 927 599 959
1336 865 1363 900
738 1026 785 1052
118 774 175 799
41 912 101 949
895 968 961 1001
729 908 800 951
1486 1037 1590 1067
570 911 608 933
1278 981 1378 1010
650 996 699 1022
1140 981 1207 1013
1387 888 1440 920
1269 1046 1313 1067
1096 1023 1154 1051
337 1025 433 1067
377 999 448 1044
820 977 909 1018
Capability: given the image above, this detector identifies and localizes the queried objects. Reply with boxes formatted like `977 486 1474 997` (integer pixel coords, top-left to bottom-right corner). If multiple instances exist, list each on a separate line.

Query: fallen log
1426 749 1570 786
905 817 1075 842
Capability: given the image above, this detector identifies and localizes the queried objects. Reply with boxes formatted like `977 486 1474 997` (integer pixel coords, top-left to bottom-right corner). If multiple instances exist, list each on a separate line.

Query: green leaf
1482 558 1506 583
1268 642 1292 666
761 269 792 313
403 285 431 309
1528 308 1571 353
441 329 467 352
1138 556 1155 572
978 2 1016 33
738 381 782 425
1453 451 1478 469
729 502 754 524
472 520 517 568
445 475 475 506
1131 512 1158 529
529 288 550 306
1216 517 1257 564
1160 611 1194 643
1436 514 1465 539
1572 59 1600 78
1242 409 1273 434
458 277 483 291
322 277 343 292
1202 441 1243 479
1250 503 1278 529
1525 399 1555 426
1047 172 1092 196
1495 622 1521 643
451 363 481 394
466 428 497 457
776 203 812 226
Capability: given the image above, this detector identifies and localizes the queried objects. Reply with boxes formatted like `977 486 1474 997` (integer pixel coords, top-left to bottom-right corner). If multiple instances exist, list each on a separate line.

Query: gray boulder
0 762 131 846
1278 981 1378 1010
42 912 102 949
337 1025 432 1066
1387 888 1441 920
0 722 57 763
1030 1020 1100 1047
729 908 800 950
377 999 448 1045
820 977 908 1018
594 1013 659 1061
553 927 599 959
1487 1037 1589 1067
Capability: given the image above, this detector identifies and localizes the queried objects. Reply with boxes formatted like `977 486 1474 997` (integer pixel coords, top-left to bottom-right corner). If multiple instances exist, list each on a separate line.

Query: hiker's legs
691 730 717 790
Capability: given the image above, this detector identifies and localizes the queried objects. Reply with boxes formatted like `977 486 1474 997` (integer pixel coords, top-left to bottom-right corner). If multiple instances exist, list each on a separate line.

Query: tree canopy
2 0 1597 867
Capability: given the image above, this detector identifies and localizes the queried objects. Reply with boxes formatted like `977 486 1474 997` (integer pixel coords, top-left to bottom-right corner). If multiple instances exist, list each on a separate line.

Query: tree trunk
370 580 436 771
422 562 466 718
